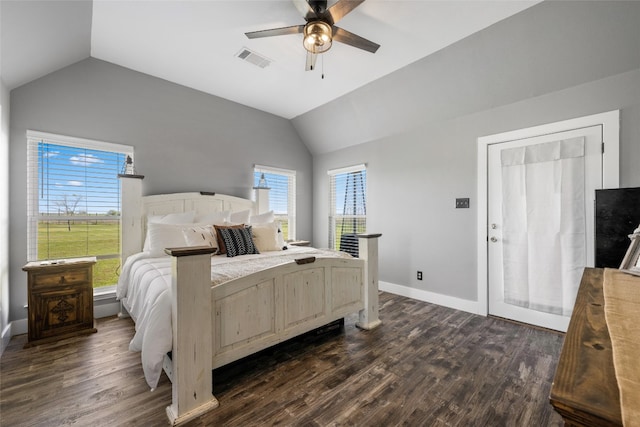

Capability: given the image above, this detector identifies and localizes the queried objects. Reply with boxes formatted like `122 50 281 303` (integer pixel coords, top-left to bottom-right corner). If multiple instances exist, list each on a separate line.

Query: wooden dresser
23 257 98 347
550 267 622 426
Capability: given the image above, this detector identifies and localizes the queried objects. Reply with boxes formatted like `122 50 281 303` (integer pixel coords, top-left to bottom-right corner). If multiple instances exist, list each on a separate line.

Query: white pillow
146 223 189 255
147 211 196 224
229 209 251 224
143 211 196 251
249 210 274 224
183 225 217 249
251 221 282 252
194 210 230 224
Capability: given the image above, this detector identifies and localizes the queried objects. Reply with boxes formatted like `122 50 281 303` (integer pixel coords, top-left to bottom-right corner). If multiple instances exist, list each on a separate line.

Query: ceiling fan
245 0 380 71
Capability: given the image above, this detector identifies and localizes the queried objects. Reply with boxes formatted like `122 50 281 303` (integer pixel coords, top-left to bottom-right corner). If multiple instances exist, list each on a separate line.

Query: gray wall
1 77 10 347
301 1 640 303
8 58 312 322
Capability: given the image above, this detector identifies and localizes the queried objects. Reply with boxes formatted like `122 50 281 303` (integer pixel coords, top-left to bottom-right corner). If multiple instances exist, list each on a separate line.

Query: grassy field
37 217 364 288
38 221 120 288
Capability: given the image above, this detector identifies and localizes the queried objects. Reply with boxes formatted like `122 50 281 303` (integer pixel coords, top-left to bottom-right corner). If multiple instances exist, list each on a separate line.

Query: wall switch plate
417 271 423 280
456 198 470 209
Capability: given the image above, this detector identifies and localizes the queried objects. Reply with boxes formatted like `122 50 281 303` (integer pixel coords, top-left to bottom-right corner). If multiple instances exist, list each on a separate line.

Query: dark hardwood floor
0 292 564 426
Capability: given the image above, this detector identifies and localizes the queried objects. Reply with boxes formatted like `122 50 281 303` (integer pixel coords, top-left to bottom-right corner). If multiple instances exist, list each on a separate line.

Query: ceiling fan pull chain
322 54 325 79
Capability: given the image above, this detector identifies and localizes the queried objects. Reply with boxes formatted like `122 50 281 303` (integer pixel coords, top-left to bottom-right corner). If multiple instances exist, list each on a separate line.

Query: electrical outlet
456 198 470 209
417 271 423 281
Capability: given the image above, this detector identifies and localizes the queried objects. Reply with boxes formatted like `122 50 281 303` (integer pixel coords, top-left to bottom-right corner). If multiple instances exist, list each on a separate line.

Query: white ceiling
2 0 539 119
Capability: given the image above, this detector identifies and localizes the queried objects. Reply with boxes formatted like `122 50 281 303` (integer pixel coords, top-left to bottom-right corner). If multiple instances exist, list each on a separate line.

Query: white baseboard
1 323 12 356
10 318 28 336
379 281 481 315
94 301 120 319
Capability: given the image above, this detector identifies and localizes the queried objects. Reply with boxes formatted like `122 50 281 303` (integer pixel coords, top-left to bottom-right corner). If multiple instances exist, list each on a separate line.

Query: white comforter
116 247 350 389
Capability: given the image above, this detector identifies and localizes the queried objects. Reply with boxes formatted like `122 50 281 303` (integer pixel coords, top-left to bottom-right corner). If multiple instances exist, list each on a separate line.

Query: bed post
253 186 270 214
356 233 383 330
165 246 218 426
118 173 144 318
118 173 145 263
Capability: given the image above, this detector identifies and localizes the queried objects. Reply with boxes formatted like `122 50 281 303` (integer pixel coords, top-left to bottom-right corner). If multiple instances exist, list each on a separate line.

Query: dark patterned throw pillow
217 226 260 257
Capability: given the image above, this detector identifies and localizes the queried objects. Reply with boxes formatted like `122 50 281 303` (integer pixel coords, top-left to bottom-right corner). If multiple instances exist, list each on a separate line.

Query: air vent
236 48 272 69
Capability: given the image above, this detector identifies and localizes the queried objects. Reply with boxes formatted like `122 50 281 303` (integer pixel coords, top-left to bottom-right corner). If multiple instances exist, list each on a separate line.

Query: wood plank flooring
0 292 564 426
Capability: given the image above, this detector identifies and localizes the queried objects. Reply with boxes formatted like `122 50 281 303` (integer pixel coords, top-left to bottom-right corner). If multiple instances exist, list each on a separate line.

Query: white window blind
27 131 133 288
328 164 366 257
254 165 296 240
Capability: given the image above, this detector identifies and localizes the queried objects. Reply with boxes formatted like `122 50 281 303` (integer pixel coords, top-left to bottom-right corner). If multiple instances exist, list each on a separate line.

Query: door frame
476 110 620 317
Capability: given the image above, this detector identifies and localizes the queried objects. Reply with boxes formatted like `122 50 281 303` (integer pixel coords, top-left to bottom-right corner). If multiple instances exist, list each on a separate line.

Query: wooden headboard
119 175 269 265
142 192 256 218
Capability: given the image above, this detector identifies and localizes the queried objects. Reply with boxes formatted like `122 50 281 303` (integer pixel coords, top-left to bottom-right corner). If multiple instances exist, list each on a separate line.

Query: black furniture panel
595 187 640 268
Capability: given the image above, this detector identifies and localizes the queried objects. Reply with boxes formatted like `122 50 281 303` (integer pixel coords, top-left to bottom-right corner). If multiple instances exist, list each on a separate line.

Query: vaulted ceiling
1 1 539 120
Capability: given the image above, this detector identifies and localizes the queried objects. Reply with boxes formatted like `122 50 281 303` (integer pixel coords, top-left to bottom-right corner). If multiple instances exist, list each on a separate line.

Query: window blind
328 165 366 257
27 131 133 288
254 165 296 240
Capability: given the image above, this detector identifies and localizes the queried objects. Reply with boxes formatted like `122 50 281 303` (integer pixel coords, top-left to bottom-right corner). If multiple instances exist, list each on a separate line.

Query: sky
38 143 366 217
37 142 125 215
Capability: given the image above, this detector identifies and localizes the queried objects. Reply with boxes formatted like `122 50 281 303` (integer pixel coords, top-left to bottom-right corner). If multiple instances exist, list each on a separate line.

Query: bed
116 176 382 426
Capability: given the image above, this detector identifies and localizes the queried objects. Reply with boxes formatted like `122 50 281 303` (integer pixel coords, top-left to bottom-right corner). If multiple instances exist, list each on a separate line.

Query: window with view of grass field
329 165 367 257
27 131 133 289
254 165 296 241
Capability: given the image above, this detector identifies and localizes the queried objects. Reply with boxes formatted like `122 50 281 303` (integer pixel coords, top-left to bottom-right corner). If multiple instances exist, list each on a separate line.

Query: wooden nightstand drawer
30 288 93 339
23 257 97 347
30 268 90 289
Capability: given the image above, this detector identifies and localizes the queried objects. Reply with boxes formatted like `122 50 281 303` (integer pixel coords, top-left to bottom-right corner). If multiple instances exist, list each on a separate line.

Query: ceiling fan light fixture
303 21 332 54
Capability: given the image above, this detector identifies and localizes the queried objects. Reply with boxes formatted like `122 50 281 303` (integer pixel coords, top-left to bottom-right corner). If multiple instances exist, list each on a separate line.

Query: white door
487 125 603 331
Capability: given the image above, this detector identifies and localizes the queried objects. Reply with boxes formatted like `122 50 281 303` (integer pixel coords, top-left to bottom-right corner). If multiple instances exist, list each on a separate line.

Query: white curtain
501 137 586 316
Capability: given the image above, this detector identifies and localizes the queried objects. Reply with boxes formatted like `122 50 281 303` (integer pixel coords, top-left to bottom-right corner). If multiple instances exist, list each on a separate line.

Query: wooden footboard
211 256 365 368
164 234 382 426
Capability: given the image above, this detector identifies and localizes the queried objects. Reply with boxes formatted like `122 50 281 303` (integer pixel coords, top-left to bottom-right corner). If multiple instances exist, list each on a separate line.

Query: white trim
94 301 120 319
93 285 117 300
9 318 28 336
1 323 12 355
254 164 296 176
26 130 133 156
327 163 367 176
476 110 620 317
380 281 479 315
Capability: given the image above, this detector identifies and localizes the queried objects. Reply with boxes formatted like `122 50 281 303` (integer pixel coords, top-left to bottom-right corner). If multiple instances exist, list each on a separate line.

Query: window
27 131 133 289
253 165 296 240
328 164 367 257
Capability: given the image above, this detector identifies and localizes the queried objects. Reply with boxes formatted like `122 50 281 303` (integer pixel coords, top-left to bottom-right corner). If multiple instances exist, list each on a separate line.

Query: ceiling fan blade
333 26 380 53
292 0 317 21
326 0 365 24
305 51 318 71
245 25 304 39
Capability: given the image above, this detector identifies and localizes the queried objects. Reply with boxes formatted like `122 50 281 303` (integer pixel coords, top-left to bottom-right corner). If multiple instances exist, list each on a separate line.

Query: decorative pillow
229 209 251 224
249 210 274 224
217 226 259 257
182 225 217 250
213 224 246 255
194 210 230 224
252 221 282 252
143 211 196 251
146 223 189 255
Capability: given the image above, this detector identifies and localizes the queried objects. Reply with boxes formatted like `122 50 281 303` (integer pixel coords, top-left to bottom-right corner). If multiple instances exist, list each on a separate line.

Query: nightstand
23 257 97 348
288 240 311 247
